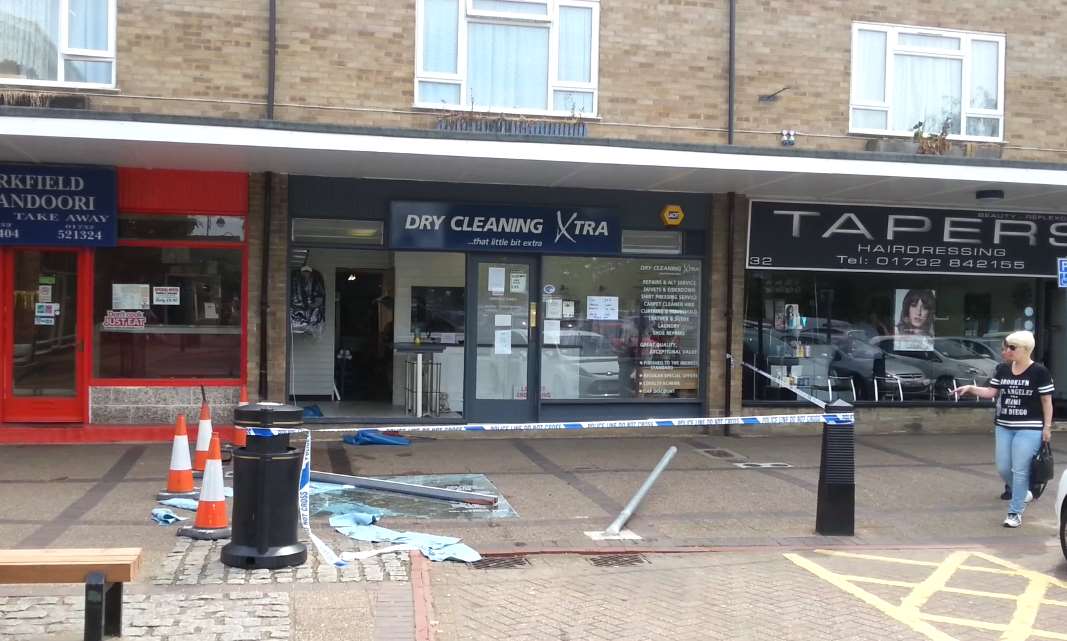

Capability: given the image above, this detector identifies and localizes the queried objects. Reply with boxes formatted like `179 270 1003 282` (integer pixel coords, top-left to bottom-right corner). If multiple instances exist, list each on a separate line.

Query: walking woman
953 331 1054 528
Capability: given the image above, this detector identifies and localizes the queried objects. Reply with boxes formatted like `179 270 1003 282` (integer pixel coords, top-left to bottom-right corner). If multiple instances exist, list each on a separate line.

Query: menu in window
636 263 700 396
112 284 150 310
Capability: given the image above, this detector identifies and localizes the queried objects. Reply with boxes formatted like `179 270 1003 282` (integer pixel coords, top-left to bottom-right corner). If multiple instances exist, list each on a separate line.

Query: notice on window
488 267 506 295
203 302 219 320
545 298 563 320
35 303 59 317
562 300 575 319
112 284 150 310
494 314 512 327
494 329 512 355
510 272 527 294
635 262 701 396
586 296 619 321
102 310 147 329
37 285 52 303
153 286 181 306
34 315 55 326
544 319 561 345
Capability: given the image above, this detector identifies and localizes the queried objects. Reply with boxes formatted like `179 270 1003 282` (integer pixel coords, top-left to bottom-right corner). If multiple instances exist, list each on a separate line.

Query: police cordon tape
251 410 856 567
740 361 828 409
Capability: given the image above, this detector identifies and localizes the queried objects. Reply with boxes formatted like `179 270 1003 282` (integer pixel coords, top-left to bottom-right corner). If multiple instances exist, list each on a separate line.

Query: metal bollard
221 402 308 569
815 399 855 536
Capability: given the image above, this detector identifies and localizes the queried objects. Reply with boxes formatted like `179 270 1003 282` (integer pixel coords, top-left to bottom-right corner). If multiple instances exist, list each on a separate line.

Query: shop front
286 178 708 423
742 200 1067 411
0 164 249 424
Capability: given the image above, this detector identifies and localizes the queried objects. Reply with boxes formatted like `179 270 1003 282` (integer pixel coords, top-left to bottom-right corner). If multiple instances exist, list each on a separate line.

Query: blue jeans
995 426 1043 514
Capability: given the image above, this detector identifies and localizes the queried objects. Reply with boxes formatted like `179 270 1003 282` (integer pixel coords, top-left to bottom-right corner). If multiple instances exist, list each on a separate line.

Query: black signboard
390 201 620 255
747 201 1066 277
0 165 117 246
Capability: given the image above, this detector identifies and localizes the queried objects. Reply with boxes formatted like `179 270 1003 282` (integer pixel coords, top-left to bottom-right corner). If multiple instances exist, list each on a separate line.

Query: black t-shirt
990 362 1054 430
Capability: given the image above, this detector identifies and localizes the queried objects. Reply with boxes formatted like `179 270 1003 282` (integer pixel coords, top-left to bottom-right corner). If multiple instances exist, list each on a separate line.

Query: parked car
940 336 1000 360
869 336 998 399
822 336 931 401
1057 468 1067 560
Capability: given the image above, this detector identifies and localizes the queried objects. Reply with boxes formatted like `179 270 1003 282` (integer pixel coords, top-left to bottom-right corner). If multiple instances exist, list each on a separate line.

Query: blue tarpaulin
343 431 411 446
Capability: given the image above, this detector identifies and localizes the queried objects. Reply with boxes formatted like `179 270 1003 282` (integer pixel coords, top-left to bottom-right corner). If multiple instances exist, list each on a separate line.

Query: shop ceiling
2 113 1067 213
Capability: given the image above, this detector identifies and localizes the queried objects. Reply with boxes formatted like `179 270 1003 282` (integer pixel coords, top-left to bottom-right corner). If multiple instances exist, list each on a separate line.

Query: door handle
529 302 537 328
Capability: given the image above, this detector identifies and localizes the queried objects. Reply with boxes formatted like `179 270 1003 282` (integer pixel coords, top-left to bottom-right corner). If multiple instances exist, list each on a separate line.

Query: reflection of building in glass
0 6 60 81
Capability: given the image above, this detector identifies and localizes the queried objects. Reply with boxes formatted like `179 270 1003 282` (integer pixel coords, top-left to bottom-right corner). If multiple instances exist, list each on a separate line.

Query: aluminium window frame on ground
848 21 1005 143
414 0 600 117
0 0 117 89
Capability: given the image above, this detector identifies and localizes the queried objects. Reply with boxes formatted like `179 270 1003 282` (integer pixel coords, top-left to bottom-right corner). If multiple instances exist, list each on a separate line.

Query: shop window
541 256 701 400
0 0 116 88
93 246 243 379
415 0 599 116
743 270 1035 405
850 23 1004 140
118 215 246 241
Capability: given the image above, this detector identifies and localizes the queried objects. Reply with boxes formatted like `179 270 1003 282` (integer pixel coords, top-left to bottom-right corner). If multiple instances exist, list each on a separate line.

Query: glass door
2 249 86 422
464 255 539 422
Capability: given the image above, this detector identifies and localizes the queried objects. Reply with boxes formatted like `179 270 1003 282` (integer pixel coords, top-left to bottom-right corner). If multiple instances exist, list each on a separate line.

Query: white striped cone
157 416 198 500
179 434 230 540
192 401 213 474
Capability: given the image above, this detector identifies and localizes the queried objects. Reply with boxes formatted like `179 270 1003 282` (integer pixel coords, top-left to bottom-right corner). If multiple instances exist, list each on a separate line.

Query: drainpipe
258 0 277 399
727 0 736 144
724 192 736 425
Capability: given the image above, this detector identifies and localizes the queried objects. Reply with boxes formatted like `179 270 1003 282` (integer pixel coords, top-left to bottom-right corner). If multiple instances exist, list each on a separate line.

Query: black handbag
1029 442 1054 498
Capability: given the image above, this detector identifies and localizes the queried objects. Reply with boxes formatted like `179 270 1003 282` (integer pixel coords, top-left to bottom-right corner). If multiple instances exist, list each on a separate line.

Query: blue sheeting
343 431 411 446
313 500 392 517
151 508 187 525
327 512 380 526
159 497 198 511
327 520 481 562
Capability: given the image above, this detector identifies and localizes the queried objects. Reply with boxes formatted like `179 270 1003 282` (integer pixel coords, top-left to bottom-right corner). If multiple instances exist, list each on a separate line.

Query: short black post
816 399 855 536
221 402 308 569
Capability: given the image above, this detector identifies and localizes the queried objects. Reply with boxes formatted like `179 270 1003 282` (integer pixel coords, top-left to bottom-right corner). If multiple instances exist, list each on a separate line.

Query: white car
1057 469 1067 560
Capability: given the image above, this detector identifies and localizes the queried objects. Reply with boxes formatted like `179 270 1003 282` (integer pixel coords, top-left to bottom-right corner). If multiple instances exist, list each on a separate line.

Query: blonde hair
1004 330 1035 355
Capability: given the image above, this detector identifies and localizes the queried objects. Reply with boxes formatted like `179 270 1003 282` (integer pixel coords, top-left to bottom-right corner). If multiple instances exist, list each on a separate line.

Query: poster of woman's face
894 288 935 350
784 304 799 330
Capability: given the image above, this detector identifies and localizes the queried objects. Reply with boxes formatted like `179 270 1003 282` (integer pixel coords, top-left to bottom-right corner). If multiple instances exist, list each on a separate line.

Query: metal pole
605 446 677 535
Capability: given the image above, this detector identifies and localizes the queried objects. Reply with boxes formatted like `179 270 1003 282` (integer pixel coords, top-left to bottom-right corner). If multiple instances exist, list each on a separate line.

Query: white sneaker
1025 490 1034 503
1003 513 1022 528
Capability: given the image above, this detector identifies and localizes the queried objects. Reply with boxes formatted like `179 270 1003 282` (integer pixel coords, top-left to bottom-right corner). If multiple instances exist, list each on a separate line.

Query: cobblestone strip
153 539 409 586
0 592 291 641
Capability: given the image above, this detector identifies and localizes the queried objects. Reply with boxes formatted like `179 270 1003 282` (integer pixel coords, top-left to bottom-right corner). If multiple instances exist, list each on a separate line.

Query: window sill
0 79 118 93
414 103 600 121
850 130 1005 146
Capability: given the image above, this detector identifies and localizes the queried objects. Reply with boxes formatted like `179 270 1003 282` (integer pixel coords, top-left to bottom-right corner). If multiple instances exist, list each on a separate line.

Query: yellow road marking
814 549 1021 576
1002 573 1050 641
842 574 1067 606
900 551 969 612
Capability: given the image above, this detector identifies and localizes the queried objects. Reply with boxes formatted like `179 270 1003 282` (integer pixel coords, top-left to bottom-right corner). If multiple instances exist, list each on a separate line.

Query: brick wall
245 173 290 405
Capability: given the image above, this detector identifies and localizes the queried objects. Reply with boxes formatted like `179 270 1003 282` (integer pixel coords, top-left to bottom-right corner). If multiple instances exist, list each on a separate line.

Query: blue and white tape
297 432 347 568
740 361 827 409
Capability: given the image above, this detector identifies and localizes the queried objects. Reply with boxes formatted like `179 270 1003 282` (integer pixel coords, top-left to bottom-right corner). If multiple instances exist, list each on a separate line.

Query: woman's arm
1041 394 1053 442
952 384 998 400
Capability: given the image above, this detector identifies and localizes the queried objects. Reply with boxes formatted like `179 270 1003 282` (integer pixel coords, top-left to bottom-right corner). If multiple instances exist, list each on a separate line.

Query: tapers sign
746 201 1067 277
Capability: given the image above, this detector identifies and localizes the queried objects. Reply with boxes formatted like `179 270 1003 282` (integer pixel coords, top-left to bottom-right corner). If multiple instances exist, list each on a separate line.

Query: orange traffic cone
156 415 198 500
192 400 213 476
232 386 248 449
178 434 231 540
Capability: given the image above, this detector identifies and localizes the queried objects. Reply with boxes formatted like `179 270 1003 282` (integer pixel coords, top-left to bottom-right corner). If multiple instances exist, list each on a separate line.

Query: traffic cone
232 386 248 449
192 400 213 476
178 434 231 540
156 415 198 500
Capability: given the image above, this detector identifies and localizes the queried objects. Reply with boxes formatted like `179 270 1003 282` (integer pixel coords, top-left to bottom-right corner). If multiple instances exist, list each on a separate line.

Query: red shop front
0 166 248 424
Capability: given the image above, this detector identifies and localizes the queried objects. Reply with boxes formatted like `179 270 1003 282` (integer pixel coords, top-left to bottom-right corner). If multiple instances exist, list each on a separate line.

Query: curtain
422 0 457 73
558 6 591 83
854 29 886 102
0 0 59 81
892 54 962 134
970 40 998 110
467 22 548 109
68 0 107 50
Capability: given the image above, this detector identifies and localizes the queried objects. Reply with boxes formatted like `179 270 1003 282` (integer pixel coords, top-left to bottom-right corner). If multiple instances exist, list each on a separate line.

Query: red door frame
0 247 92 423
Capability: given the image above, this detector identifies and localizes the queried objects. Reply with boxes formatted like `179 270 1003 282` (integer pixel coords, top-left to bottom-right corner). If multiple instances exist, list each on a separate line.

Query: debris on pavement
151 507 188 525
327 520 481 562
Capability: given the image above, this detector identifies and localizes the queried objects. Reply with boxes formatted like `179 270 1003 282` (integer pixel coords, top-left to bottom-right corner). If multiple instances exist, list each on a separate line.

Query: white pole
605 446 677 535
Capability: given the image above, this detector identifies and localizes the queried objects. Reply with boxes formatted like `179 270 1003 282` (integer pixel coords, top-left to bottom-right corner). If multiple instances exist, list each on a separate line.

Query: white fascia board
2 116 1066 187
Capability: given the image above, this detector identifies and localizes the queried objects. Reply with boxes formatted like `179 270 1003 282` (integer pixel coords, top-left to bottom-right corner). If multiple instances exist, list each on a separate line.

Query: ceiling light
975 189 1004 201
347 274 356 281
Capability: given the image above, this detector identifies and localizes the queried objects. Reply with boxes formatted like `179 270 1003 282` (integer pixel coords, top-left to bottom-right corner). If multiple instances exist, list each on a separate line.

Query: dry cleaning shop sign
747 201 1067 277
0 165 117 246
389 202 620 254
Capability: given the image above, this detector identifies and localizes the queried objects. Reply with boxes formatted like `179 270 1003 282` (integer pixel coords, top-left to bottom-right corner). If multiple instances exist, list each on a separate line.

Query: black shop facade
285 177 709 423
742 200 1067 412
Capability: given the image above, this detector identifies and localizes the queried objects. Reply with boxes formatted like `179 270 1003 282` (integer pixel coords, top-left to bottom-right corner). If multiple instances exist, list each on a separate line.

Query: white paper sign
587 296 619 321
112 284 150 310
37 285 52 303
510 272 527 294
488 267 506 295
494 314 512 327
494 329 512 355
153 286 181 305
545 298 563 320
34 303 59 317
34 316 55 326
562 300 575 319
544 320 561 345
203 302 219 320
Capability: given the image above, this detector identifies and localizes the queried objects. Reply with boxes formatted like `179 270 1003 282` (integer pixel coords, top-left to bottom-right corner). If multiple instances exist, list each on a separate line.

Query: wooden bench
0 548 142 641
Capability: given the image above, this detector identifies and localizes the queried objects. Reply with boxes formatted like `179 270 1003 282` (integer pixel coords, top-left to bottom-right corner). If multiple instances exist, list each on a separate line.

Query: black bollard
815 399 855 536
221 402 308 569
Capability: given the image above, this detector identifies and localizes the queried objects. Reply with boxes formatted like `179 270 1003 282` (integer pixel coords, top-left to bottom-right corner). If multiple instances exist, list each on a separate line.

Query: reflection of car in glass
811 335 930 400
542 329 623 398
940 336 1000 360
869 336 998 399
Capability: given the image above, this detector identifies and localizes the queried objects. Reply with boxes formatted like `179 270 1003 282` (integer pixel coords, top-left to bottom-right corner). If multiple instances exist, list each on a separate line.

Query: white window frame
849 22 1005 143
0 0 117 89
414 0 599 117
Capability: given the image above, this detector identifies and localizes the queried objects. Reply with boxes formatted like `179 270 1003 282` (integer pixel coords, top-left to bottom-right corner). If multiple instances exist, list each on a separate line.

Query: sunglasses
1003 344 1018 351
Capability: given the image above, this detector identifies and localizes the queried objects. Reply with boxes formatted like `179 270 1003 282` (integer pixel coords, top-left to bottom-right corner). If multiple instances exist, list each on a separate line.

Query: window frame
848 22 1005 143
414 0 600 117
0 0 118 89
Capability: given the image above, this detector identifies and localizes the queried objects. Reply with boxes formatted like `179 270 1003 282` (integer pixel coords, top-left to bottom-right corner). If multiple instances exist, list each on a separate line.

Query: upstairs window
0 0 116 88
416 0 599 116
850 23 1004 141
